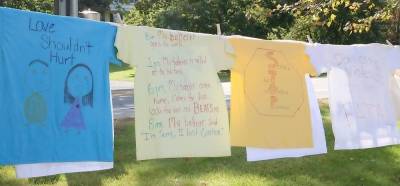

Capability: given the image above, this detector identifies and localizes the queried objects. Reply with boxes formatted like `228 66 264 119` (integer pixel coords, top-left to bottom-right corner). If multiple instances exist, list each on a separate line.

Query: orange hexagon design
244 48 305 117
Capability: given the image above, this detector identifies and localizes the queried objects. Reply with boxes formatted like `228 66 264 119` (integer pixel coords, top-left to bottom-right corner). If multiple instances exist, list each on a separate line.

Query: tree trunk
54 0 59 15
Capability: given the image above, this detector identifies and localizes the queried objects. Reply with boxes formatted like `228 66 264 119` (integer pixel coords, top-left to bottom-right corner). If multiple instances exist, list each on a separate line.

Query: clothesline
1 7 400 179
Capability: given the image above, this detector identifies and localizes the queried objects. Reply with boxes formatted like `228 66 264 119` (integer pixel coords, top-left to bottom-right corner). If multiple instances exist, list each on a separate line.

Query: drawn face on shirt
67 65 93 99
26 60 50 92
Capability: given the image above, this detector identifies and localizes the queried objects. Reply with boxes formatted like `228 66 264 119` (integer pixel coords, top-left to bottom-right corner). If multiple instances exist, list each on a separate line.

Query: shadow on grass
6 103 400 185
110 63 133 73
23 120 136 186
0 167 26 186
64 121 136 186
28 175 61 185
133 103 400 185
0 179 26 186
109 63 135 80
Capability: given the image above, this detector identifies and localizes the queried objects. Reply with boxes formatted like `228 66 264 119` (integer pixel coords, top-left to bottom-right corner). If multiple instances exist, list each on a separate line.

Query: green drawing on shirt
24 59 50 125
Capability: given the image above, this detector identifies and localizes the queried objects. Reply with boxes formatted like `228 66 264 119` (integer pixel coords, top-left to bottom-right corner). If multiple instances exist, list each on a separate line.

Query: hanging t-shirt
14 88 116 178
115 26 232 160
307 44 400 149
246 75 327 161
228 36 318 148
15 162 113 178
0 7 116 164
390 70 400 119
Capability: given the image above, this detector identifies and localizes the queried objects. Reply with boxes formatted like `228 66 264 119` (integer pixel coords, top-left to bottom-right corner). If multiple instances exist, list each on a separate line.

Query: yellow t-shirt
115 26 232 160
229 36 317 148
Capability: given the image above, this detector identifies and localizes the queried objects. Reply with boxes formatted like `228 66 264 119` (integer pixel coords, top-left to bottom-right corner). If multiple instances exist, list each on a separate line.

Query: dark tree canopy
124 0 298 39
124 0 400 44
79 0 112 12
1 0 54 14
1 0 399 44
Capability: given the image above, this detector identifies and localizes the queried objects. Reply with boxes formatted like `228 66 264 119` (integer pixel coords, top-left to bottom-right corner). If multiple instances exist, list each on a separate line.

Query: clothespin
307 35 313 44
108 13 125 27
216 24 221 35
386 40 394 46
115 13 124 24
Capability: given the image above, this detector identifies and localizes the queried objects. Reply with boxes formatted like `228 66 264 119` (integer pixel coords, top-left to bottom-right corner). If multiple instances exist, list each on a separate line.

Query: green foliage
3 0 394 44
79 0 113 12
1 0 54 14
124 0 400 44
124 0 296 38
280 0 398 44
283 16 315 41
0 0 131 15
384 0 400 44
79 0 134 12
1 0 398 44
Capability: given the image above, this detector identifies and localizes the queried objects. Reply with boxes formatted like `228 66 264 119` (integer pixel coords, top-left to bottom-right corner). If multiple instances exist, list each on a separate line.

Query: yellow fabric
115 26 232 160
229 36 317 148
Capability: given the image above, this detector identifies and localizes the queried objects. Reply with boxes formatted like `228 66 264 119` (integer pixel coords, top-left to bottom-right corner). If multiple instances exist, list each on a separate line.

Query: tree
280 0 394 44
384 0 400 44
79 0 132 13
124 0 398 44
79 0 113 12
2 0 54 14
124 0 297 39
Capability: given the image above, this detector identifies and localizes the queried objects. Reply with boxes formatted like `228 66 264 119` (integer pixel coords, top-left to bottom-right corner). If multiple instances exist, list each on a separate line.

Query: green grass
2 103 400 185
109 63 135 81
218 70 231 82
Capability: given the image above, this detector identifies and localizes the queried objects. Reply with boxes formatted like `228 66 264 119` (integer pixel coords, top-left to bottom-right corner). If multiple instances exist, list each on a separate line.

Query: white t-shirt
307 43 400 150
15 162 113 178
246 75 327 161
115 26 232 160
390 71 400 119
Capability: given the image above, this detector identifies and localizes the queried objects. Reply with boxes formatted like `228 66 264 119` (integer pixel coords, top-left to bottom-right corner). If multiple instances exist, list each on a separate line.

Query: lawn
2 103 400 186
109 63 135 81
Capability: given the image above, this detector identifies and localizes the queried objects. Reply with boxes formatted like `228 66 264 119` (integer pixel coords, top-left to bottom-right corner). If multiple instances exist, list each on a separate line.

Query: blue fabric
0 7 117 165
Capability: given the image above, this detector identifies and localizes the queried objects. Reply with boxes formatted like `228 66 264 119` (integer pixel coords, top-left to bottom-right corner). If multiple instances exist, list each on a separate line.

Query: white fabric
15 162 113 178
307 44 400 150
246 75 327 161
14 88 115 178
390 72 400 119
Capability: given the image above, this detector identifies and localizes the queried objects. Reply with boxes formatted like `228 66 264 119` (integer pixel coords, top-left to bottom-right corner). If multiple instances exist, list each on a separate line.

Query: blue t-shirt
0 7 117 165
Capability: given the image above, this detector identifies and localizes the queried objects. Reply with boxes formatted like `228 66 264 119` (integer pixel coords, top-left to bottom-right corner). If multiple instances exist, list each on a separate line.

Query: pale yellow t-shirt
228 36 317 148
115 26 232 160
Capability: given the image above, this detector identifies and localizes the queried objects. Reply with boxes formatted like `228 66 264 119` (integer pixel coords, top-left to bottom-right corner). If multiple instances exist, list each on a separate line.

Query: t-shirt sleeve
300 47 318 77
287 42 318 77
114 25 136 66
219 36 235 71
389 47 400 70
210 36 234 72
305 43 331 74
106 25 122 65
